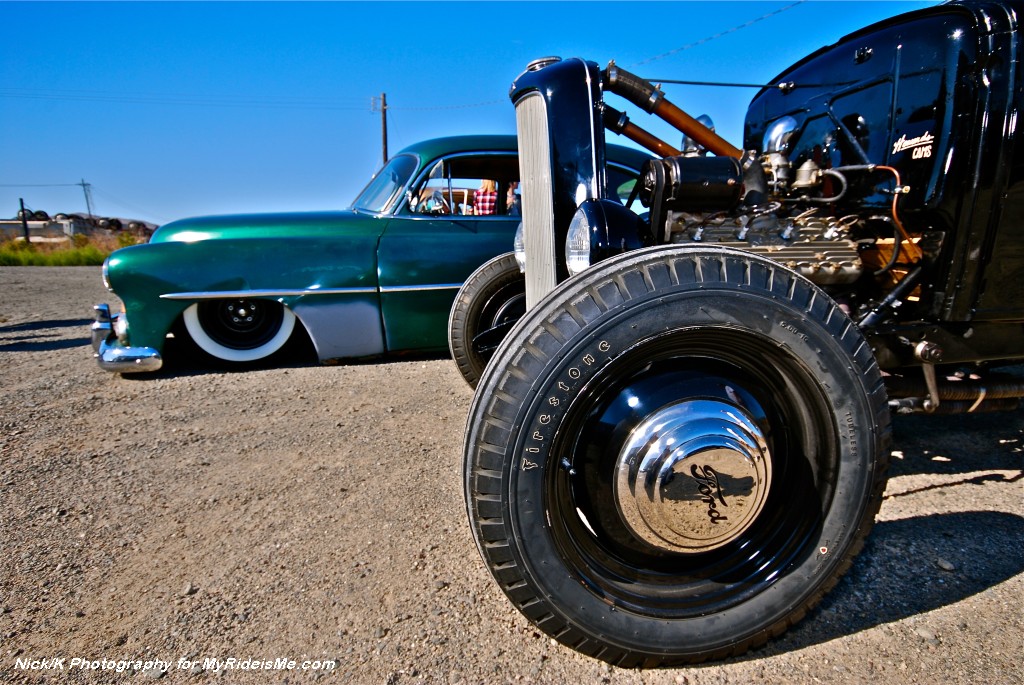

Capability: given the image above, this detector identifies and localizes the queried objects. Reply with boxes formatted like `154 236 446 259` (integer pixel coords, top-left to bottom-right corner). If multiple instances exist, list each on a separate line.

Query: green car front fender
105 232 381 354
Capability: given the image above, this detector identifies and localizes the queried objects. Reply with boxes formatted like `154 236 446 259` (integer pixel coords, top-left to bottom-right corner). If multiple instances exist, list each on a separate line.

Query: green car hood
149 209 383 243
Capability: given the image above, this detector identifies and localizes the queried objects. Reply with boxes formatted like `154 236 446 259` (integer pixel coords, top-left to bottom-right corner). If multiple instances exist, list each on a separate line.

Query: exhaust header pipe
604 62 743 159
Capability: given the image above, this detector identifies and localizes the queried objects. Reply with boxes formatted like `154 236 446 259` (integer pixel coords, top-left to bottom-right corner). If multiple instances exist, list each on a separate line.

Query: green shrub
116 232 138 248
0 235 119 266
4 239 37 253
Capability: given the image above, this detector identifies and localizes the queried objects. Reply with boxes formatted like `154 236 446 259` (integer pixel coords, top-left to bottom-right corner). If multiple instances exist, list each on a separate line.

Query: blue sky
1 1 937 226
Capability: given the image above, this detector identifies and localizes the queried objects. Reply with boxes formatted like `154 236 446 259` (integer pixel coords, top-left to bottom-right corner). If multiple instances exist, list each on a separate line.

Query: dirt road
1 266 1022 684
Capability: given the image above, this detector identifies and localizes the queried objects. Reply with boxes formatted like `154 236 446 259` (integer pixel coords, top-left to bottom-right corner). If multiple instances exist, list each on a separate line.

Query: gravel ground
1 266 1022 685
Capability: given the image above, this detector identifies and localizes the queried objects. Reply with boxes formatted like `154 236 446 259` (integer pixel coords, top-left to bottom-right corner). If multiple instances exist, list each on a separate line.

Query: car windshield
351 154 418 214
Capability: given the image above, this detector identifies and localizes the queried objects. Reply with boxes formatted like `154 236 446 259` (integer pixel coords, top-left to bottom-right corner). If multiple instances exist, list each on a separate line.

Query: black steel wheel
448 252 526 388
183 298 296 364
464 246 890 666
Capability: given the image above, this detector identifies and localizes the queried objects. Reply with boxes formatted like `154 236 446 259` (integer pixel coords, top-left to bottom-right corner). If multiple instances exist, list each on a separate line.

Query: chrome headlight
513 222 526 273
101 256 113 292
565 199 650 278
565 208 594 277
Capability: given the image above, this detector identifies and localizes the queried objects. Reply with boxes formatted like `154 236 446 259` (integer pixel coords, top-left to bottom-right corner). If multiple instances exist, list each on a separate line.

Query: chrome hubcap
227 302 256 324
614 398 772 553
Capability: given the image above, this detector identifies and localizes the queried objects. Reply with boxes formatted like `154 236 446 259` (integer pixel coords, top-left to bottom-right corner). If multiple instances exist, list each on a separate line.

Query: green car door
376 151 521 353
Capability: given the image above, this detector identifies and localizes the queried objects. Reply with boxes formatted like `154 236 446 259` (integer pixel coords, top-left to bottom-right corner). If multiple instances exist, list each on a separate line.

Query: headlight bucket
565 199 650 277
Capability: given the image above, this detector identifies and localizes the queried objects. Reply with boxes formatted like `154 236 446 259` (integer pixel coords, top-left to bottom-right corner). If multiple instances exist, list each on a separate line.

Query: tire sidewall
449 252 524 386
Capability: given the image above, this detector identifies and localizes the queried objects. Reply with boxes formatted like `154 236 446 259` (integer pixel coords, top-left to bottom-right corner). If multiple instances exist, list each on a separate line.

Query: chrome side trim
160 288 377 300
162 283 463 300
379 283 461 293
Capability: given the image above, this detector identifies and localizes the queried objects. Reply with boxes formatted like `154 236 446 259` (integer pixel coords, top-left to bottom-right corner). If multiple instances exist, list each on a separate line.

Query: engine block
667 210 863 286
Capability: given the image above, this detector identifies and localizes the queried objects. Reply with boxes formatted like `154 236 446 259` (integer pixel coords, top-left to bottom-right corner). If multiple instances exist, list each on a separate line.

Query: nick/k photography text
13 655 338 675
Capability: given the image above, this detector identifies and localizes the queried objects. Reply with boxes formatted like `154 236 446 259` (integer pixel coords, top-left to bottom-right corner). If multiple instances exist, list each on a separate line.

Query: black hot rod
460 1 1024 666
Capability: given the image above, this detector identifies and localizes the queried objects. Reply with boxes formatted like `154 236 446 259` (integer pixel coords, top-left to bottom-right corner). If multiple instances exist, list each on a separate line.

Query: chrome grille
515 94 557 309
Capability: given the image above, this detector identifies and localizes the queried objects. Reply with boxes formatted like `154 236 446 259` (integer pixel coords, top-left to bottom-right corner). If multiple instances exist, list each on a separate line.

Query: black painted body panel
745 2 1023 324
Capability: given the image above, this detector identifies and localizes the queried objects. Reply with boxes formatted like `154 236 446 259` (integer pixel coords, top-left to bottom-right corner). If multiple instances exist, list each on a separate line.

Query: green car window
403 153 521 217
352 154 419 214
608 163 641 213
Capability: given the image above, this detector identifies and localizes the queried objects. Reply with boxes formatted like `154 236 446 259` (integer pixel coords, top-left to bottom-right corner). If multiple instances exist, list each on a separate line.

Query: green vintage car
91 134 652 372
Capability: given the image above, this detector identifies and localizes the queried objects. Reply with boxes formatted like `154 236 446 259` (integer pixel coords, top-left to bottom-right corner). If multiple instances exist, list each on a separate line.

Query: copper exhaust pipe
605 61 743 159
602 105 681 157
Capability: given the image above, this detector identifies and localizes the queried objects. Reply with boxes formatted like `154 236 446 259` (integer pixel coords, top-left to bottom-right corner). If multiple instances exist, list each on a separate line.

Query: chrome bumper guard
91 304 163 373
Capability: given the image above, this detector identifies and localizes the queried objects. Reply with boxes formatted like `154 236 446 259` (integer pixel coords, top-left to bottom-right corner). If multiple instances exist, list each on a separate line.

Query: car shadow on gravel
116 334 452 380
0 318 93 352
0 317 92 332
889 409 1023 479
752 509 1024 660
712 405 1024 665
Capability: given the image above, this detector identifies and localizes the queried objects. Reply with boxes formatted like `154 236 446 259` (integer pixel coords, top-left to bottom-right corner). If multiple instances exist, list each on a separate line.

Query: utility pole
78 179 94 218
19 198 30 243
372 93 388 164
380 93 388 163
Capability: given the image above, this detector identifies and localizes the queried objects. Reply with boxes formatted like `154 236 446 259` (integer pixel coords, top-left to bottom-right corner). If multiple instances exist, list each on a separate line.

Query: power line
0 86 367 104
631 1 806 67
386 99 505 111
0 88 370 111
90 186 167 223
0 183 81 188
644 77 857 92
0 87 506 113
1 180 165 221
645 79 777 89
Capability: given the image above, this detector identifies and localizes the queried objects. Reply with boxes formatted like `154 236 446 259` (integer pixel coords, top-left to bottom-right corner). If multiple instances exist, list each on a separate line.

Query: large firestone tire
448 252 526 388
463 245 891 666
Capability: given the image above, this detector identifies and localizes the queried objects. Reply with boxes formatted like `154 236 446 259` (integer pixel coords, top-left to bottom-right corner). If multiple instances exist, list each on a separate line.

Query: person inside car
474 179 497 215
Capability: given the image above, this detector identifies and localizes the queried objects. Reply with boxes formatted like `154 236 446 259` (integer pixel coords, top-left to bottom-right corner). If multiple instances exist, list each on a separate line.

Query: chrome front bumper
91 303 163 373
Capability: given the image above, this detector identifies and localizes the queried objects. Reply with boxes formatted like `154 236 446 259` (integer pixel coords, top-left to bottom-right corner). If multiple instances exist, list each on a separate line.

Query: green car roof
395 134 519 160
395 134 654 173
